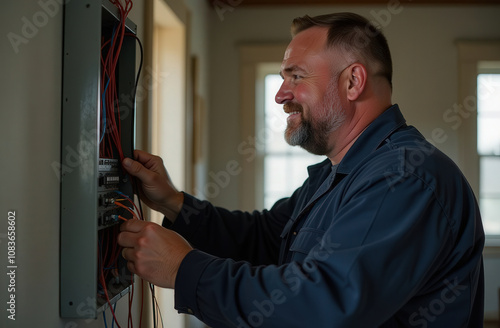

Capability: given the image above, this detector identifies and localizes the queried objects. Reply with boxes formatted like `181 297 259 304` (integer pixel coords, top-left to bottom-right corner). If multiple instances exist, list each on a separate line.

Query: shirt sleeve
173 167 476 327
166 192 295 265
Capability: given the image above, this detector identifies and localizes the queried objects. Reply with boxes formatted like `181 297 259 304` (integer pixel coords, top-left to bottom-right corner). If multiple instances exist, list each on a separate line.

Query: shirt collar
337 104 406 175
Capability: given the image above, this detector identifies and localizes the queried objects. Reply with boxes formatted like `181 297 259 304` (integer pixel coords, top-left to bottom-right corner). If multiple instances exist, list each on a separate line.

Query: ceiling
208 0 500 6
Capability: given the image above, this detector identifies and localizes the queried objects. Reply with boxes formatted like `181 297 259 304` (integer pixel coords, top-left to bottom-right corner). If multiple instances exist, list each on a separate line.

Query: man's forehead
282 27 329 64
283 48 293 61
287 27 328 53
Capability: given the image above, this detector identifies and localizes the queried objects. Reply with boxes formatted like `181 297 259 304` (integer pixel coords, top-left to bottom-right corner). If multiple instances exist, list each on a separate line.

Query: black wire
132 35 143 106
150 283 156 328
127 33 143 161
127 33 162 328
127 32 164 328
127 33 145 220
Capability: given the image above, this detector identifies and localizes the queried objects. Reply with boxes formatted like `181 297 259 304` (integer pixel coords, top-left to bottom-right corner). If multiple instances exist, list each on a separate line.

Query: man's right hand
122 149 184 223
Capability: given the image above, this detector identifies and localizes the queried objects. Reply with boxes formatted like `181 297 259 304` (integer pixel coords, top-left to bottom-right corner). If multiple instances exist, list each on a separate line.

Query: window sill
484 240 500 256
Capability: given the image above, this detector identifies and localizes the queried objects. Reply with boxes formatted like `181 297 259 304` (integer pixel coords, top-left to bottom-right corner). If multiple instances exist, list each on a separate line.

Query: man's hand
118 219 193 288
122 149 184 222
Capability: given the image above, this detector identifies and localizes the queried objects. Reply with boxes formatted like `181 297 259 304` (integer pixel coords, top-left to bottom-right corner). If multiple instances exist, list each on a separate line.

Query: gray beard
285 86 345 155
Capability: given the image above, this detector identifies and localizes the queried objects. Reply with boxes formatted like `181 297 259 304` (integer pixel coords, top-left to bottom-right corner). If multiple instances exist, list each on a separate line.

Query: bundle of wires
99 191 142 328
99 195 164 328
100 0 133 160
98 1 162 327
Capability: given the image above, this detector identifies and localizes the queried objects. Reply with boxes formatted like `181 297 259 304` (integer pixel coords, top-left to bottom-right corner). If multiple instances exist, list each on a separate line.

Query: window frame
238 43 289 211
457 41 500 247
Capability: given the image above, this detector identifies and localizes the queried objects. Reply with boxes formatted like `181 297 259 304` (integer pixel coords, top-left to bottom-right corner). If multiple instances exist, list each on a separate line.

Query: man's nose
275 81 293 104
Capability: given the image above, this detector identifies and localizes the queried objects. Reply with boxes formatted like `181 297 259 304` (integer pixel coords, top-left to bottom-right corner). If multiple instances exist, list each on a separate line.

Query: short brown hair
292 12 393 88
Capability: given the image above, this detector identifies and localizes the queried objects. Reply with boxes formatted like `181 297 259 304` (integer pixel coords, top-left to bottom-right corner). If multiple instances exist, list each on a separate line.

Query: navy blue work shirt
166 104 484 327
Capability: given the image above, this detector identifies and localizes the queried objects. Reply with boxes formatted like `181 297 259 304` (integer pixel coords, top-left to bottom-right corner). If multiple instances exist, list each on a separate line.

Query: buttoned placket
279 165 340 264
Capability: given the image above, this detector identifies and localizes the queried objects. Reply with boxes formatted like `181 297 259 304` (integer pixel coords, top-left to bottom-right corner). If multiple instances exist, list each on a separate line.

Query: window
238 44 290 211
262 73 323 209
457 41 500 245
477 67 500 237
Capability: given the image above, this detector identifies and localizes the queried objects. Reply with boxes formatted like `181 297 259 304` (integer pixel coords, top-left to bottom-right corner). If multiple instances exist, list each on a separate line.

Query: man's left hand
118 219 193 288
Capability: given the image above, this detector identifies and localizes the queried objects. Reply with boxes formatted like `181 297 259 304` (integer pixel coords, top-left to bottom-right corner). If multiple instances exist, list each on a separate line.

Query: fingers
133 150 165 172
122 157 151 181
122 247 135 262
123 150 167 183
118 220 146 253
126 259 137 274
120 218 147 233
133 149 154 163
118 220 193 288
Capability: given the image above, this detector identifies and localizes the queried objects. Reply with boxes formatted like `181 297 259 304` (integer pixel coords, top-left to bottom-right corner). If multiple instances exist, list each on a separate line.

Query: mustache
284 102 303 113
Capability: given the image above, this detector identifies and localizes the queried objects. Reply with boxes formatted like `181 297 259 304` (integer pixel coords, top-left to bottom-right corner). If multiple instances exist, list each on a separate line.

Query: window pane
480 157 500 235
264 154 320 209
477 73 500 236
265 74 288 153
477 74 500 155
480 156 500 195
264 155 288 194
263 74 323 209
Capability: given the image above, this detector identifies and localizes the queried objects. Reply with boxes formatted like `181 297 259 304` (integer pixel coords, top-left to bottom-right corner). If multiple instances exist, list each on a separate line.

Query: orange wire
114 192 143 220
114 201 139 220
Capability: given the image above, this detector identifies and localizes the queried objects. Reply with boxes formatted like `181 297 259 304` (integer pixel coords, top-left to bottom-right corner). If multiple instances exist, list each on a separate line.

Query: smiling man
277 21 393 162
118 13 484 327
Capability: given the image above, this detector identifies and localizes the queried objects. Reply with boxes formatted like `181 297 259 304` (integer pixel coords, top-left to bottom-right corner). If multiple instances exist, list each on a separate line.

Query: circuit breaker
60 0 138 318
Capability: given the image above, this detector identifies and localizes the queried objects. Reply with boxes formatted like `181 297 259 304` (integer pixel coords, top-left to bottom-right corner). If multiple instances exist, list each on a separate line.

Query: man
118 13 484 327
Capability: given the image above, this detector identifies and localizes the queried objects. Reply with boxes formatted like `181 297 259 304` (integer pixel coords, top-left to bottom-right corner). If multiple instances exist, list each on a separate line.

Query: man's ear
346 63 367 101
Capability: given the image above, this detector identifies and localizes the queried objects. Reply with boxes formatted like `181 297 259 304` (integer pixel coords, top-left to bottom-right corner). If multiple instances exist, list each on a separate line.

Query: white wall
205 3 500 322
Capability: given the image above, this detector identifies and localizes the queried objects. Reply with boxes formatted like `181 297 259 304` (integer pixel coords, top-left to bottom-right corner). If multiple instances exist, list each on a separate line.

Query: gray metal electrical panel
60 0 137 318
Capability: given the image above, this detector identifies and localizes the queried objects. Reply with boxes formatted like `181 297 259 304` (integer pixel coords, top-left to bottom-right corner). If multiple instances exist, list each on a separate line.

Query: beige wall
0 0 147 326
0 0 209 327
205 4 500 321
1 1 499 326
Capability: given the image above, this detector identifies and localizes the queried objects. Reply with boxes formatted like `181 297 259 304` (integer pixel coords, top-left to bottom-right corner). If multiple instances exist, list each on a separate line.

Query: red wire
139 279 143 328
100 2 137 327
99 229 122 328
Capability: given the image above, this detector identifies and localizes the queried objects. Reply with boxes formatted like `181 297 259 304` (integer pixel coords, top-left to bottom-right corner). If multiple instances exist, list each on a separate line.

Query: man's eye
292 75 301 80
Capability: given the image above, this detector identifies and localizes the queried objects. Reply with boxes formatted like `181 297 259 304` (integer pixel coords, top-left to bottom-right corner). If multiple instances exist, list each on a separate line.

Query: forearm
165 193 290 265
